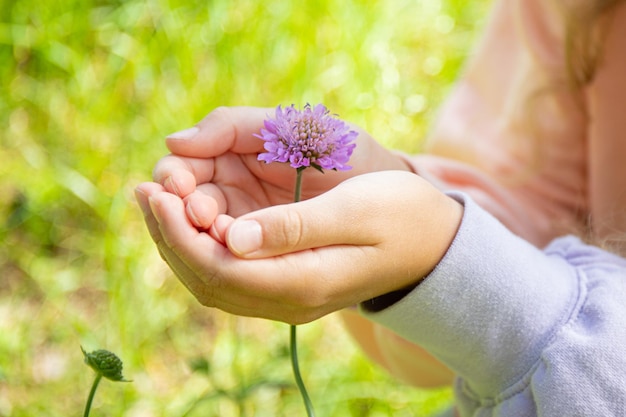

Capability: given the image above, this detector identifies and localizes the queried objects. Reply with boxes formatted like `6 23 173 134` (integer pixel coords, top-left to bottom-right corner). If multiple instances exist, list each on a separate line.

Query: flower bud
81 346 129 382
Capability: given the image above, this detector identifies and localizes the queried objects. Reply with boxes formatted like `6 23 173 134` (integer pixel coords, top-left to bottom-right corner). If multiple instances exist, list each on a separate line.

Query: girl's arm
340 309 454 387
363 193 626 415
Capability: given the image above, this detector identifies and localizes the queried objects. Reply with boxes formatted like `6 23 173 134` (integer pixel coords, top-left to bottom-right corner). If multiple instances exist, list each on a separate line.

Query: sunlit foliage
0 0 487 415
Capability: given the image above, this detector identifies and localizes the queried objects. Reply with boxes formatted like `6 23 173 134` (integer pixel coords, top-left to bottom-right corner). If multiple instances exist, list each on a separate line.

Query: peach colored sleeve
401 0 626 247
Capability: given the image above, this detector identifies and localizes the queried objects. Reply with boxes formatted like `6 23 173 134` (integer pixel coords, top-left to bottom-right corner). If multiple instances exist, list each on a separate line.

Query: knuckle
207 106 235 129
278 208 305 250
210 105 231 118
204 106 237 146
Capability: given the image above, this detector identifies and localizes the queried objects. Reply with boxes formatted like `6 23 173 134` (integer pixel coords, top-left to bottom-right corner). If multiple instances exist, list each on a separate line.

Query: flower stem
84 373 103 417
294 167 305 203
291 167 315 416
290 324 315 417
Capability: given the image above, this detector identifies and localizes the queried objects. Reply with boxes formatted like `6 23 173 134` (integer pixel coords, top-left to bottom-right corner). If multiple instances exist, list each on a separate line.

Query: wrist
363 180 464 311
362 287 417 312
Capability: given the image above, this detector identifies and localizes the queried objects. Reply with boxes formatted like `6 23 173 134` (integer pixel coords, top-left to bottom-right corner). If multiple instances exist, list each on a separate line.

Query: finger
183 188 223 229
152 155 215 197
153 152 263 199
223 171 452 260
135 182 167 243
224 174 388 258
165 106 272 158
208 214 233 244
146 191 232 302
136 183 227 304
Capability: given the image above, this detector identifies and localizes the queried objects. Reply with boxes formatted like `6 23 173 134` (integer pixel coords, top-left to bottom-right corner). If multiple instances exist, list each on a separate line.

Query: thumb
225 177 380 258
165 106 271 157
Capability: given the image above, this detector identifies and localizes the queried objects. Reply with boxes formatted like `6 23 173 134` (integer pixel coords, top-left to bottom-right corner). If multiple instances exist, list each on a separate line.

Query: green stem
294 167 305 203
290 324 315 417
291 167 315 416
84 373 103 417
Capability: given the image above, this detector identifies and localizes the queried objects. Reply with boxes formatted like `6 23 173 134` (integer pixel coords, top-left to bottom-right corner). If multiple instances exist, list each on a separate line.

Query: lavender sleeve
361 192 626 416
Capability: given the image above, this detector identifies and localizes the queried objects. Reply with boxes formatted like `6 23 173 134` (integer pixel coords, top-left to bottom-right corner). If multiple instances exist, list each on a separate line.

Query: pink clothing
407 0 626 247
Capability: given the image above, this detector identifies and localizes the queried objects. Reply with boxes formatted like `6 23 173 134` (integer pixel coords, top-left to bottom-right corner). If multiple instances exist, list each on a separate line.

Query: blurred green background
0 0 488 415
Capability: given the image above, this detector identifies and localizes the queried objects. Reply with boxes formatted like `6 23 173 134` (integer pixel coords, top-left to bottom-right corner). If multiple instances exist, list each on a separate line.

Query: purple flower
256 104 358 171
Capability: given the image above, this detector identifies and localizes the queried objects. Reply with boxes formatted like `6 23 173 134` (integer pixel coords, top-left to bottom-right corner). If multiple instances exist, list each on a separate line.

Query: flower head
256 104 357 171
81 346 129 382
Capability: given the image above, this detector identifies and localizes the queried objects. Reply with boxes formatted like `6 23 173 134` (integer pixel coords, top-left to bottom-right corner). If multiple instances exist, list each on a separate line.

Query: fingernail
166 126 199 140
134 188 150 213
164 176 181 196
209 224 224 243
185 203 201 227
228 220 262 256
148 197 163 223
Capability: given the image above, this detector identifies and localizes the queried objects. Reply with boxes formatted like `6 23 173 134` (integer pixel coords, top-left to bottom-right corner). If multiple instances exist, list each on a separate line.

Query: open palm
151 106 409 225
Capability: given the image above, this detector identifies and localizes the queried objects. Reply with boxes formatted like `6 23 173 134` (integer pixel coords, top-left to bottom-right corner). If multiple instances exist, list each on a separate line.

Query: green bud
81 346 129 382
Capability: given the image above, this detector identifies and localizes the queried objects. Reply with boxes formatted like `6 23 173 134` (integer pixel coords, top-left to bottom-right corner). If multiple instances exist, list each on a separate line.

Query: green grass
0 0 488 415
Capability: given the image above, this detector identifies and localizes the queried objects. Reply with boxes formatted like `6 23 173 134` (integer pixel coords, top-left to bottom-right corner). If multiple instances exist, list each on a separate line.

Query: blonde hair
563 0 624 88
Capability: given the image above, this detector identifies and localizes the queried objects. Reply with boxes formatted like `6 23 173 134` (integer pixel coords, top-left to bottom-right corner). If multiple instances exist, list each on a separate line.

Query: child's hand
151 106 411 228
135 171 462 324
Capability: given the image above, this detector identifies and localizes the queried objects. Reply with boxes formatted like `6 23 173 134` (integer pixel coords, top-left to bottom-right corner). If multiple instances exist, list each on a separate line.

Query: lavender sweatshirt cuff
361 192 580 398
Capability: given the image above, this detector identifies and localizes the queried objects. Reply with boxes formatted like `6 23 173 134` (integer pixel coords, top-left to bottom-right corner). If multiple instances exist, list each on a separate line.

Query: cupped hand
135 170 463 324
152 106 411 228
